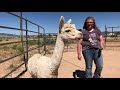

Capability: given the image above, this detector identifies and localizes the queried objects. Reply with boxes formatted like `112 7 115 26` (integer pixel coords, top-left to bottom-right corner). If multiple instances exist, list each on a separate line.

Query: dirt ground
1 42 120 78
20 43 120 78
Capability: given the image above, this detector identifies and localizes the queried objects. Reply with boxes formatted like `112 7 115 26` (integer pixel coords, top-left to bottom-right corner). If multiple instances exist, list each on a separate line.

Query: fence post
43 29 46 55
20 12 26 68
112 27 114 36
38 26 40 54
25 20 28 69
105 25 107 48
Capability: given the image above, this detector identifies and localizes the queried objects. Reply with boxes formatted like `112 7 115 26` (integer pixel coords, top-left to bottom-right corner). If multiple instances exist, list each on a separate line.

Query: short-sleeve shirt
81 29 102 51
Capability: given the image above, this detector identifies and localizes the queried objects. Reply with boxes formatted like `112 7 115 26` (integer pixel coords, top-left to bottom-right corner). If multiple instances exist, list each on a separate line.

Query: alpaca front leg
52 71 58 78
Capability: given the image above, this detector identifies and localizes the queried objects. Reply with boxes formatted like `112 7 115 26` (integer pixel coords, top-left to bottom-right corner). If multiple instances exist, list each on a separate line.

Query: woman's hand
78 54 82 61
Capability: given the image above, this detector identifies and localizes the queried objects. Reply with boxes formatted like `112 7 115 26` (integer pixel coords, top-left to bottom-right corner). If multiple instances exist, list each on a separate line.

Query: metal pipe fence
0 12 46 78
0 12 77 78
104 25 120 49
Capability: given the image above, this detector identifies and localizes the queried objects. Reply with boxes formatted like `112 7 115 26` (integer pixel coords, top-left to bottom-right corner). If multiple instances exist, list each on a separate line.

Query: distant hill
0 33 44 38
0 33 19 38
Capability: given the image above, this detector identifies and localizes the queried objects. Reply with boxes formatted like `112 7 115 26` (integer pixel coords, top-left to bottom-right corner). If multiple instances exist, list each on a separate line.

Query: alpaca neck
50 34 65 69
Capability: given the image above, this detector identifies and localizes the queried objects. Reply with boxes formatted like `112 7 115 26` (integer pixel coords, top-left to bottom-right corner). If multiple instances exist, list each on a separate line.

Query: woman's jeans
82 48 103 78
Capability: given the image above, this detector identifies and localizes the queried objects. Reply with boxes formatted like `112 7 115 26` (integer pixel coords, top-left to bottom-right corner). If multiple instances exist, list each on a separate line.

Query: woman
77 16 104 78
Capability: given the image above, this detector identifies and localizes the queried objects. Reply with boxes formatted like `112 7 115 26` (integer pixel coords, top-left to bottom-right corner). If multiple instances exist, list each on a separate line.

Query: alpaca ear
66 19 72 24
59 16 64 33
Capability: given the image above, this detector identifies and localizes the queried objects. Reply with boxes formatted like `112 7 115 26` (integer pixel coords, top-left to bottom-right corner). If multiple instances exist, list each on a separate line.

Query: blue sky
0 12 120 35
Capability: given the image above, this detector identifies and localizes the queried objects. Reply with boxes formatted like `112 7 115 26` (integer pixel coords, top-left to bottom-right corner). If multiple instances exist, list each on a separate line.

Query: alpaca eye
65 30 71 32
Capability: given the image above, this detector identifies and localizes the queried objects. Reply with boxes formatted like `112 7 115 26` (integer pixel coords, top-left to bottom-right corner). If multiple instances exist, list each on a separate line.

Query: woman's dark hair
83 16 98 30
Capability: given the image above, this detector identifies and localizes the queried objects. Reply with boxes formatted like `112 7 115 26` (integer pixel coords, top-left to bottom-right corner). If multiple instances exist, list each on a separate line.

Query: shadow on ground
73 70 86 78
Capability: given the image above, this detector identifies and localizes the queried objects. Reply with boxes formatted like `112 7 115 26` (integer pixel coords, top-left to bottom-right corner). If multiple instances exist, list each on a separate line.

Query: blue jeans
82 48 103 78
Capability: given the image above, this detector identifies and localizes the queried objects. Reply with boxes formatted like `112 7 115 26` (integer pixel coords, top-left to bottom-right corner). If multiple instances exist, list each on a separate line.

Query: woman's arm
77 39 83 60
100 35 105 50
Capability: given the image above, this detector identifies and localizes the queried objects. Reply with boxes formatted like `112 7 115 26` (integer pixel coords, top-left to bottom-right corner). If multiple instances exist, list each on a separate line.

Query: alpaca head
59 16 82 40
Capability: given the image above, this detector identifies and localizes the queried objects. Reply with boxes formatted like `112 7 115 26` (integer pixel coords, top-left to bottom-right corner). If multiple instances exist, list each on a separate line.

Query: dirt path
1 43 120 78
20 49 120 78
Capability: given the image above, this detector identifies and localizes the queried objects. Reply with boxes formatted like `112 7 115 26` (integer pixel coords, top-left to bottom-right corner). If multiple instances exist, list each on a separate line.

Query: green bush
5 38 9 41
28 40 38 45
2 45 10 50
12 44 18 50
0 39 2 42
16 45 24 54
8 63 16 70
46 39 56 45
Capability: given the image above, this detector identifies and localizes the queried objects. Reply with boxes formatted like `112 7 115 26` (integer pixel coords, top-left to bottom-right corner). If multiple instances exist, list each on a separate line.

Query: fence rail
0 12 46 78
104 25 120 48
0 12 77 78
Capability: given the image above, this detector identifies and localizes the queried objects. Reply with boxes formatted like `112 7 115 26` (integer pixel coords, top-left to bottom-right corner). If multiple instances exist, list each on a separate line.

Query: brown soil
1 43 120 78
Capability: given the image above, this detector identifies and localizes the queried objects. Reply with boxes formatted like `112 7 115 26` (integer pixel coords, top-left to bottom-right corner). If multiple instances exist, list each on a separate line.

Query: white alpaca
27 16 82 78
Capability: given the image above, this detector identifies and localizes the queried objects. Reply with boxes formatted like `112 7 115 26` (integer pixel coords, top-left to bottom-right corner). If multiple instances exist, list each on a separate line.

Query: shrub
2 45 9 50
0 39 2 42
16 45 24 54
12 44 18 50
8 63 16 70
